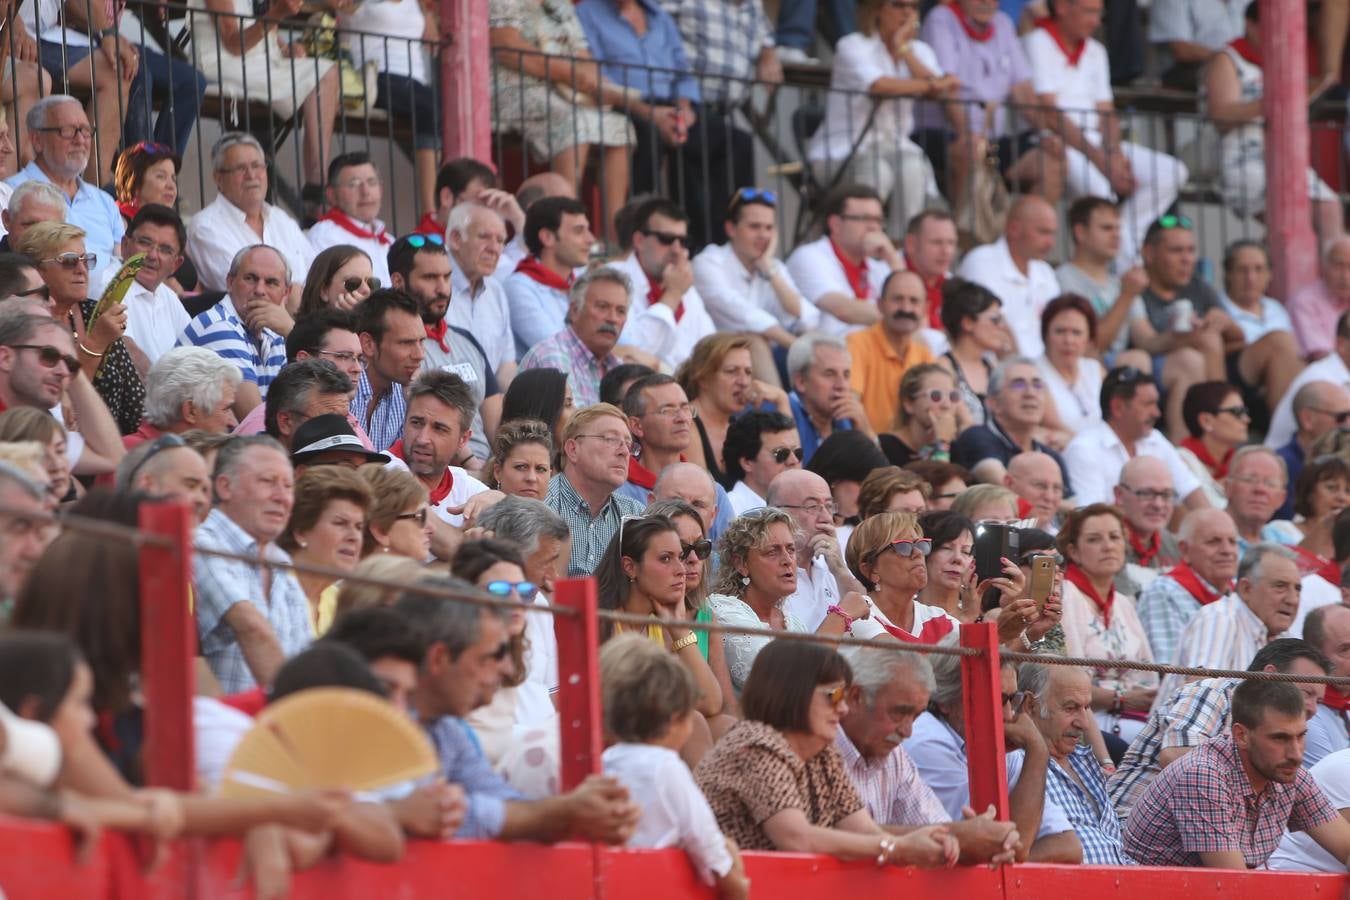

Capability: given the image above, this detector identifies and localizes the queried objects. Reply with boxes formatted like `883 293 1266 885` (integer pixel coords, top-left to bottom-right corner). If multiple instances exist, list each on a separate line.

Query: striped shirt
1135 571 1228 666
350 369 408 452
545 472 643 577
1044 745 1134 865
177 298 287 396
834 728 949 827
1154 595 1283 714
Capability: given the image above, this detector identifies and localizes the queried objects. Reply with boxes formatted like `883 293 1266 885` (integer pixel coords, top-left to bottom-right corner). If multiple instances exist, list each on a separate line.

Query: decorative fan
217 688 438 798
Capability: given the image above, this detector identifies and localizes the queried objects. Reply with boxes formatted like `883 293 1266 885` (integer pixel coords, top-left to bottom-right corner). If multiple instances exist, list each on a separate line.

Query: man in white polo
957 196 1060 358
306 151 392 285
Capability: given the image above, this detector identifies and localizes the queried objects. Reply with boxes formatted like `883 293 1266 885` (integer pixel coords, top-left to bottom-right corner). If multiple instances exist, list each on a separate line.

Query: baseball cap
290 414 389 466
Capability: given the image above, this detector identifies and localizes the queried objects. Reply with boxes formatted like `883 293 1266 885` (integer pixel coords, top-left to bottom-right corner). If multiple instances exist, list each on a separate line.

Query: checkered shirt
1045 745 1133 865
834 728 950 827
351 369 408 452
520 327 622 408
545 472 644 577
659 0 773 103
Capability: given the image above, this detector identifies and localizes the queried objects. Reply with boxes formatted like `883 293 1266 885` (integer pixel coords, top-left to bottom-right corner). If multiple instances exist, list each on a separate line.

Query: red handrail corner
960 622 1009 820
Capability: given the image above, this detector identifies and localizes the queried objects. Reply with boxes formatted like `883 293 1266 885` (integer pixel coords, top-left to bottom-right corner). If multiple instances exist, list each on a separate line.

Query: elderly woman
356 464 434 561
278 466 372 636
843 511 952 643
298 246 378 316
1175 381 1250 509
695 639 958 865
489 419 554 500
1035 294 1106 440
950 484 1018 524
879 363 968 467
1288 455 1350 583
1057 503 1157 743
113 142 180 221
16 222 144 435
937 280 1007 427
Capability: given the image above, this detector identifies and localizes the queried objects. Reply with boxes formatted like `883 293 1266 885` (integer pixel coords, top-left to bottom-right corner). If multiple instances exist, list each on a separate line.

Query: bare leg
1314 197 1345 250
550 143 589 191
678 711 714 769
1161 346 1205 442
945 134 975 223
415 147 438 218
1114 348 1153 376
600 143 630 246
1238 330 1304 407
300 66 341 187
1007 144 1067 206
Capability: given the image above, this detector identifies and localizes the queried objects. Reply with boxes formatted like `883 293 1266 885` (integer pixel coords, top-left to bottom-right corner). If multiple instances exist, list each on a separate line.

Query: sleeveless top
943 350 989 427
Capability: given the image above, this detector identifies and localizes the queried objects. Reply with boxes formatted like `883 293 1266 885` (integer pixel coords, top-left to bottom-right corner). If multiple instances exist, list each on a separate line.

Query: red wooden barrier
440 0 493 163
961 622 1010 819
553 577 603 792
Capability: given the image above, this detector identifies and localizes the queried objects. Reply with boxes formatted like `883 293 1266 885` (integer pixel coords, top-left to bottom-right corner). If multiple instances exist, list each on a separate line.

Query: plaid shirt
520 327 623 409
1045 745 1134 866
1134 571 1226 666
350 369 407 452
1108 677 1235 820
834 728 949 827
659 0 773 104
545 472 643 577
1155 596 1281 716
1123 734 1338 868
193 509 312 693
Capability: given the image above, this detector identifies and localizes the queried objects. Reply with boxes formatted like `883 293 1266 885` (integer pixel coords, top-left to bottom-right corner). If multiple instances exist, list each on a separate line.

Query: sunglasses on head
485 580 539 602
770 446 805 464
639 229 687 248
728 187 777 211
343 276 381 294
889 538 932 558
680 539 713 560
6 343 79 373
132 141 174 157
125 433 187 484
402 233 445 249
1155 214 1194 231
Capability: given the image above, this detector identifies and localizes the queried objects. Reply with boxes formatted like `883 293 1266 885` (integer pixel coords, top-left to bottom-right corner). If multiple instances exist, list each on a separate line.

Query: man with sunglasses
769 468 868 631
1267 382 1350 519
94 204 188 367
1266 312 1350 453
848 269 935 435
722 410 802 516
306 153 392 286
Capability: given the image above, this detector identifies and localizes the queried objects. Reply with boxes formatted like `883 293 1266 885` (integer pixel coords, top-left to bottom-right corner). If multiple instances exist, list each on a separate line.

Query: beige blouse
1059 579 1158 693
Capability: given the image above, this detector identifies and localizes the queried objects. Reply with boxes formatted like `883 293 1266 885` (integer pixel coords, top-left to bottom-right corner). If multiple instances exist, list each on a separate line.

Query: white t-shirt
782 554 841 632
957 237 1059 358
785 236 894 338
726 480 765 516
342 0 429 82
1268 748 1350 872
1035 354 1105 435
94 266 190 367
1021 26 1113 143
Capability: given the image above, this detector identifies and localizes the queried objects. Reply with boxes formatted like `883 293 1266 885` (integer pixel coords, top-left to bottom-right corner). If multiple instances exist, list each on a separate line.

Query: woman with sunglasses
357 464 434 561
879 363 967 467
937 280 1008 428
846 511 967 644
298 246 379 316
277 467 372 637
1175 381 1250 509
16 222 144 436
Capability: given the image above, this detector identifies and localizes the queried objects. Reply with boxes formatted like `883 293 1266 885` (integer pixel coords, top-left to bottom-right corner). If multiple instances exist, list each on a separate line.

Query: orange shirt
847 324 935 434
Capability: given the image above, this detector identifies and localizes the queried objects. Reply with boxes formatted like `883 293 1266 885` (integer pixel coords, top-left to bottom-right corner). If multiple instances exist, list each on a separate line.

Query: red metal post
553 577 603 792
138 501 196 791
441 0 493 163
960 622 1009 820
1262 0 1319 300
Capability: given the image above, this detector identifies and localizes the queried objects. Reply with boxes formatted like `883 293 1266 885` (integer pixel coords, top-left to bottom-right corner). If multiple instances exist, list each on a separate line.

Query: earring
740 575 750 587
297 539 308 549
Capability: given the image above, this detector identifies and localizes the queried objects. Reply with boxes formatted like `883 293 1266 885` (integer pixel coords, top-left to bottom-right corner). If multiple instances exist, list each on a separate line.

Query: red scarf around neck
388 438 454 503
425 318 450 353
829 238 871 300
117 199 141 221
1065 562 1115 627
414 211 442 237
906 258 945 328
1323 685 1350 712
1125 524 1161 567
1036 18 1086 66
514 255 572 292
878 614 955 645
319 208 391 245
647 276 685 323
951 2 994 42
1230 37 1262 66
1166 561 1229 607
1179 436 1234 480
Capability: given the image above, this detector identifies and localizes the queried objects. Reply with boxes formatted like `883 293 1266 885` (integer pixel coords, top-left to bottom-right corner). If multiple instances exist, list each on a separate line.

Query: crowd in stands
6 0 1350 893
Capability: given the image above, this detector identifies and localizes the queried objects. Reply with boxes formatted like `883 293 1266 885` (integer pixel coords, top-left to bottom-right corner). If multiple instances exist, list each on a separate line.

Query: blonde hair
857 466 930 520
676 333 752 401
14 221 86 262
562 403 627 444
356 464 428 556
950 484 1017 520
601 634 698 742
334 555 429 618
845 511 922 587
489 418 554 488
0 440 48 482
712 507 797 596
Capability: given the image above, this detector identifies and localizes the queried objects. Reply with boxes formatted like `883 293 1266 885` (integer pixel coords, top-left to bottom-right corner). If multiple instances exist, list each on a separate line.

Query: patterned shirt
520 327 623 408
1124 734 1338 868
834 728 949 827
350 369 408 453
193 508 311 693
1134 570 1228 666
177 298 287 396
1045 745 1134 865
659 0 773 104
1155 595 1283 715
1108 677 1235 820
545 472 643 577
423 715 524 839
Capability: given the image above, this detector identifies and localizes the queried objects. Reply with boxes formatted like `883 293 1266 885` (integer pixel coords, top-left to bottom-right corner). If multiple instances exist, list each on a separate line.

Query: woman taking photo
1175 381 1251 508
1035 294 1106 443
489 419 555 500
298 246 379 316
936 279 1007 427
879 363 968 467
278 467 372 636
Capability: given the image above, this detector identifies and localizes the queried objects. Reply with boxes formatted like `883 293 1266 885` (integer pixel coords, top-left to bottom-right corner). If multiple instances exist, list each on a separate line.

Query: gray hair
475 496 569 558
1176 507 1234 544
227 244 291 285
928 632 966 712
212 434 287 488
394 576 510 658
8 180 67 218
568 265 631 316
0 312 58 347
786 332 848 381
988 355 1038 397
24 94 79 134
446 202 501 241
143 347 243 429
1238 541 1297 583
0 459 45 502
1017 660 1051 716
841 640 936 707
1228 444 1288 483
211 131 266 173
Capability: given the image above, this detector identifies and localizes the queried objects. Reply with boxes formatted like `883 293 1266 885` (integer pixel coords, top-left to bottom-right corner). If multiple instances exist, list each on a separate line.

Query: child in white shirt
600 635 749 898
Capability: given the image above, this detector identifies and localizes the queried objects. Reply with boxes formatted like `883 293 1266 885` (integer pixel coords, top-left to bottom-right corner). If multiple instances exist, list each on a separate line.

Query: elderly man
507 197 594 359
1005 452 1064 534
1225 446 1298 553
444 203 514 389
787 334 869 464
957 197 1060 358
128 347 242 448
177 245 292 419
1024 664 1133 864
0 181 66 254
306 152 392 284
6 96 122 277
1136 508 1240 665
115 437 212 524
1289 237 1350 362
351 290 427 452
1268 378 1350 514
1303 605 1350 767
194 435 310 692
521 267 629 408
94 205 189 366
546 403 644 577
905 646 1084 863
1114 456 1183 595
836 642 1019 865
0 461 50 603
953 357 1073 492
186 133 313 301
847 270 935 435
650 460 731 542
1155 543 1302 710
769 468 867 631
259 360 354 451
722 411 802 515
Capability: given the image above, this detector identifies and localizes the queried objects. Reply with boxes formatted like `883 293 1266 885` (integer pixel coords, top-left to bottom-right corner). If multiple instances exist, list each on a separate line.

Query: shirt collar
205 507 263 556
214 192 274 226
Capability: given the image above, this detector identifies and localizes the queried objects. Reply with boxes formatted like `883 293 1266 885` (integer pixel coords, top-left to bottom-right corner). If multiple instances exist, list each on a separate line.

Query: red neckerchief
1065 563 1114 627
1323 685 1350 712
1230 37 1261 66
648 276 685 323
951 2 994 42
1290 544 1338 583
829 238 871 300
414 212 442 237
906 259 945 328
117 199 140 221
220 688 266 717
1016 496 1034 518
878 614 955 645
389 439 455 504
515 255 572 292
1180 436 1234 481
1125 523 1161 567
319 208 391 245
424 318 450 352
1037 18 1086 66
1165 561 1230 607
628 453 686 489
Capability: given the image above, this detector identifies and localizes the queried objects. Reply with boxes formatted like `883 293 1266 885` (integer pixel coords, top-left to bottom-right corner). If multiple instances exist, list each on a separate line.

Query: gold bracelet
77 341 104 358
671 632 698 653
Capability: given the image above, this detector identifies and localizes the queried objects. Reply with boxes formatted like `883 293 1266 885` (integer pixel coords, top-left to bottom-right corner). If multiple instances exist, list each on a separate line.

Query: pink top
1287 279 1349 358
1059 579 1158 694
232 406 376 450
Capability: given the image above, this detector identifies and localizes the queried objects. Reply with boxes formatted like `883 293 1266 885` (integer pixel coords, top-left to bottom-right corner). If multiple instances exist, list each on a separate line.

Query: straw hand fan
217 687 437 799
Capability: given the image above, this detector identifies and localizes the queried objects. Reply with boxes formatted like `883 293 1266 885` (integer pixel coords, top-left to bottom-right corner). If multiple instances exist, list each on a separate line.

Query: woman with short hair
278 466 373 635
356 464 434 561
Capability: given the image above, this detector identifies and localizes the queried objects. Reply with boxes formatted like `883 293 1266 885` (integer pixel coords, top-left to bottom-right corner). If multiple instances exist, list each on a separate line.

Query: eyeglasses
680 539 713 560
818 684 848 708
124 433 187 485
13 284 50 301
778 499 839 516
36 124 94 141
1310 407 1350 424
218 160 267 176
396 507 429 527
41 252 96 271
484 580 539 602
1002 690 1028 710
638 229 687 248
769 446 805 464
337 176 381 191
728 187 777 211
642 403 697 420
1230 474 1284 491
575 433 633 453
1006 377 1045 393
1216 405 1250 420
1154 214 1194 231
1118 485 1178 503
402 233 445 248
316 349 367 368
130 234 180 258
925 389 962 404
838 213 885 226
5 343 79 373
343 276 381 294
889 538 932 558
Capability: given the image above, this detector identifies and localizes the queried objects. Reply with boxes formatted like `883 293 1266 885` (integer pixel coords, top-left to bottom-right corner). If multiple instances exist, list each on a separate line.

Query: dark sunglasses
396 507 428 527
14 284 50 301
770 446 805 464
343 276 381 294
1216 404 1250 420
125 433 187 484
485 580 539 602
6 343 79 373
819 684 848 708
1105 365 1151 388
1155 214 1194 230
403 233 445 248
680 539 713 561
926 389 961 404
728 187 777 211
639 229 687 248
889 538 932 558
1002 690 1028 710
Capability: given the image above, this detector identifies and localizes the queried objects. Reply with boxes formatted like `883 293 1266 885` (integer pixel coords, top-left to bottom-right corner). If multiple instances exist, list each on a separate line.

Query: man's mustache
892 310 919 323
597 323 620 336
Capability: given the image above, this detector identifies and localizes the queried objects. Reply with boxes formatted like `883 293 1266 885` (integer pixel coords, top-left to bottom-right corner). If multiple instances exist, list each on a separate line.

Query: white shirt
524 590 559 696
612 253 715 371
602 743 734 884
1062 421 1202 507
1269 748 1350 872
1218 292 1295 345
785 236 893 338
187 194 315 292
783 554 841 631
192 696 254 792
1266 352 1350 450
1304 703 1350 772
1035 354 1104 435
1294 572 1341 640
1022 26 1113 143
851 597 958 641
343 0 429 82
446 255 514 373
384 456 489 527
692 241 819 335
305 217 392 286
94 267 189 366
956 237 1058 358
726 480 765 516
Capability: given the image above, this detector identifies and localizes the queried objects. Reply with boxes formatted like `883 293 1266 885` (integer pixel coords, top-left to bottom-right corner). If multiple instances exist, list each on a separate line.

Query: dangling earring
740 575 750 587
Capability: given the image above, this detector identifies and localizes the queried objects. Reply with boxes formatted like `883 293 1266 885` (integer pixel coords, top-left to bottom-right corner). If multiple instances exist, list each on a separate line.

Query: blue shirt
177 298 287 395
1275 439 1304 521
8 160 124 279
505 269 570 361
423 715 523 839
575 0 701 102
1045 745 1134 866
351 369 408 453
789 391 852 466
